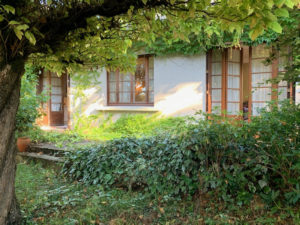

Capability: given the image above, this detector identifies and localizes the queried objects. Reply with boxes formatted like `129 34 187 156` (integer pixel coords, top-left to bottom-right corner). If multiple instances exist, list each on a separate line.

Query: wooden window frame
248 46 295 119
207 48 243 117
107 55 154 106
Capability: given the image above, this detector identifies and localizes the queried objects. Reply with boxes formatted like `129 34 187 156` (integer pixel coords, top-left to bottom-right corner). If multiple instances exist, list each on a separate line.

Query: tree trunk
0 61 24 225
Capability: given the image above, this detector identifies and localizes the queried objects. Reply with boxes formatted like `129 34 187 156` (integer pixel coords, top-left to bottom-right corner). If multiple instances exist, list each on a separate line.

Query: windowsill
96 106 159 112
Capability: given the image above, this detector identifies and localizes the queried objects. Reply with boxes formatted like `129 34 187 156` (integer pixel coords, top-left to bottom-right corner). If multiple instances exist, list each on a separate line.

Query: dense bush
63 102 300 205
16 65 47 135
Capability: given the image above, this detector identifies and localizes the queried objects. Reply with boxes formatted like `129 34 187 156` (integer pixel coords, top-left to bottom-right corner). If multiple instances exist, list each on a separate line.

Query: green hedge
63 102 300 205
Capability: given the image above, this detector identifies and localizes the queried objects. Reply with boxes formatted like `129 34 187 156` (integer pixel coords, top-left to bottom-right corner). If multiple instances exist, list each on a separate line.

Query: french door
38 71 68 126
207 48 242 116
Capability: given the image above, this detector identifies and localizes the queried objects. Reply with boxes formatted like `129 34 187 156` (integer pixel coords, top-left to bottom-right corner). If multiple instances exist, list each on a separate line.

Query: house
36 44 298 128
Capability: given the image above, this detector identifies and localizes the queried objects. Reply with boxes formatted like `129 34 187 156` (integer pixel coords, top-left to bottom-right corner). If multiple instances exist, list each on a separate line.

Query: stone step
18 152 64 162
28 143 71 156
17 152 64 171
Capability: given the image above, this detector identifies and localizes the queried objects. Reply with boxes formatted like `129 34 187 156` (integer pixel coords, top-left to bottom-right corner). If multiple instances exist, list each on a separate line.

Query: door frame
37 70 69 127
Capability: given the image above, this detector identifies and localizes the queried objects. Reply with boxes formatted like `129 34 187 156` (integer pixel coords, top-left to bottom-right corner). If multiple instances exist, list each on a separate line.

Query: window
207 45 294 118
249 45 293 116
107 55 154 106
207 48 242 116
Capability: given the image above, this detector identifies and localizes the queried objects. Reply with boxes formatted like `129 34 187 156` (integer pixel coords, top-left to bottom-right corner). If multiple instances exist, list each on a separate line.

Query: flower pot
17 137 31 152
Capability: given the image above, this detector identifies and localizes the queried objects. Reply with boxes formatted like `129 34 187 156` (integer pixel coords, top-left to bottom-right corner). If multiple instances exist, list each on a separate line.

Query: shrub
63 102 300 205
64 135 199 196
16 65 47 135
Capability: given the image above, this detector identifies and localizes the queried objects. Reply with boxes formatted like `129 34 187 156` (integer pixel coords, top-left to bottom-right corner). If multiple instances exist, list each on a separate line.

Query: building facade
36 45 297 128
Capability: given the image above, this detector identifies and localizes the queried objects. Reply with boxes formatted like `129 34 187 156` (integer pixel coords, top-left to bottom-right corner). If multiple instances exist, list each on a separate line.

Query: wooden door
49 72 66 126
37 71 67 126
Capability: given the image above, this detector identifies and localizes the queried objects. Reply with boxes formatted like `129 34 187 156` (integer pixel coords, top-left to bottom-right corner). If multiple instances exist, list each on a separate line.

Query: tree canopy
0 0 298 75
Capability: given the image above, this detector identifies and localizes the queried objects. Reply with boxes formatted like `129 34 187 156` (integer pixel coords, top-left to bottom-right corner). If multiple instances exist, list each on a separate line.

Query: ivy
64 102 300 206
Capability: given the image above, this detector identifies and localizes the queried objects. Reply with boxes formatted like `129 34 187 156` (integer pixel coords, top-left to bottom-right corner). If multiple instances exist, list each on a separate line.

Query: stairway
16 143 69 170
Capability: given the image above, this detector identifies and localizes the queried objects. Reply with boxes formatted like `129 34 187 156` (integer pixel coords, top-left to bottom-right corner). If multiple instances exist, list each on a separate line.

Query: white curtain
119 72 131 103
251 45 272 116
211 50 222 114
227 48 241 115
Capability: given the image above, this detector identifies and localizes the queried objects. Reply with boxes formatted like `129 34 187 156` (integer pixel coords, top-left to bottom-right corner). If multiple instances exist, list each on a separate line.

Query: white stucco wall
69 54 207 125
153 55 206 116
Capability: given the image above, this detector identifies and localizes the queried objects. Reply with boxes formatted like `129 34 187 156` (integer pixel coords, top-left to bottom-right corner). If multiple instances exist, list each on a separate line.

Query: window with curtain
250 45 272 116
227 49 241 115
208 48 242 115
250 45 291 116
108 55 154 106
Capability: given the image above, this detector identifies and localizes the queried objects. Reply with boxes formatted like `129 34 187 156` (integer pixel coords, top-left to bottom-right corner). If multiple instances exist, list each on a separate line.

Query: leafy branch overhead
0 0 298 74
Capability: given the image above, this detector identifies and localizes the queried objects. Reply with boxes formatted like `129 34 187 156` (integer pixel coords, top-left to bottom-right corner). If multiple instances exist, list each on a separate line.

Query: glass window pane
50 72 58 78
211 102 221 114
252 88 271 101
227 63 240 75
43 77 49 87
135 59 147 103
212 63 222 75
212 89 221 102
212 76 221 89
212 50 222 61
252 60 272 73
120 73 131 82
109 82 116 92
51 78 61 86
51 87 62 95
228 49 240 62
119 81 131 92
278 80 288 87
51 103 62 111
51 95 62 103
278 87 288 101
149 79 154 92
109 72 117 81
227 103 240 115
227 76 239 89
149 91 154 103
135 91 146 102
252 45 270 58
227 89 240 102
252 103 268 116
119 92 130 103
109 93 117 103
252 73 272 87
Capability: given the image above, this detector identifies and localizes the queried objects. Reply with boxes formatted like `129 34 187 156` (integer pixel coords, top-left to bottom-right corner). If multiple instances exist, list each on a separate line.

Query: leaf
274 8 289 17
269 21 282 33
25 31 36 45
249 26 264 40
142 0 147 5
17 24 29 31
13 28 23 40
274 0 285 7
2 5 15 14
9 21 20 25
285 0 294 8
258 180 267 189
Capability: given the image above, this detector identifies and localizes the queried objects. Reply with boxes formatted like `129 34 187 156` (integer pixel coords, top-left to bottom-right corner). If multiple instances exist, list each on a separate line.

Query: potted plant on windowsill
15 65 46 152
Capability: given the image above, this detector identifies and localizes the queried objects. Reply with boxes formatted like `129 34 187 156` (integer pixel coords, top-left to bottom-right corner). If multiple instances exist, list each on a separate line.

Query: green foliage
24 127 83 148
1 1 299 73
16 65 47 135
64 102 300 206
72 113 185 141
16 162 300 225
107 114 185 137
22 113 184 147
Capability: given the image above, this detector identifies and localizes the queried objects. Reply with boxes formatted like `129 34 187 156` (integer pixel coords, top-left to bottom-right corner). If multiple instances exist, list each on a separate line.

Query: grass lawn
16 162 299 225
